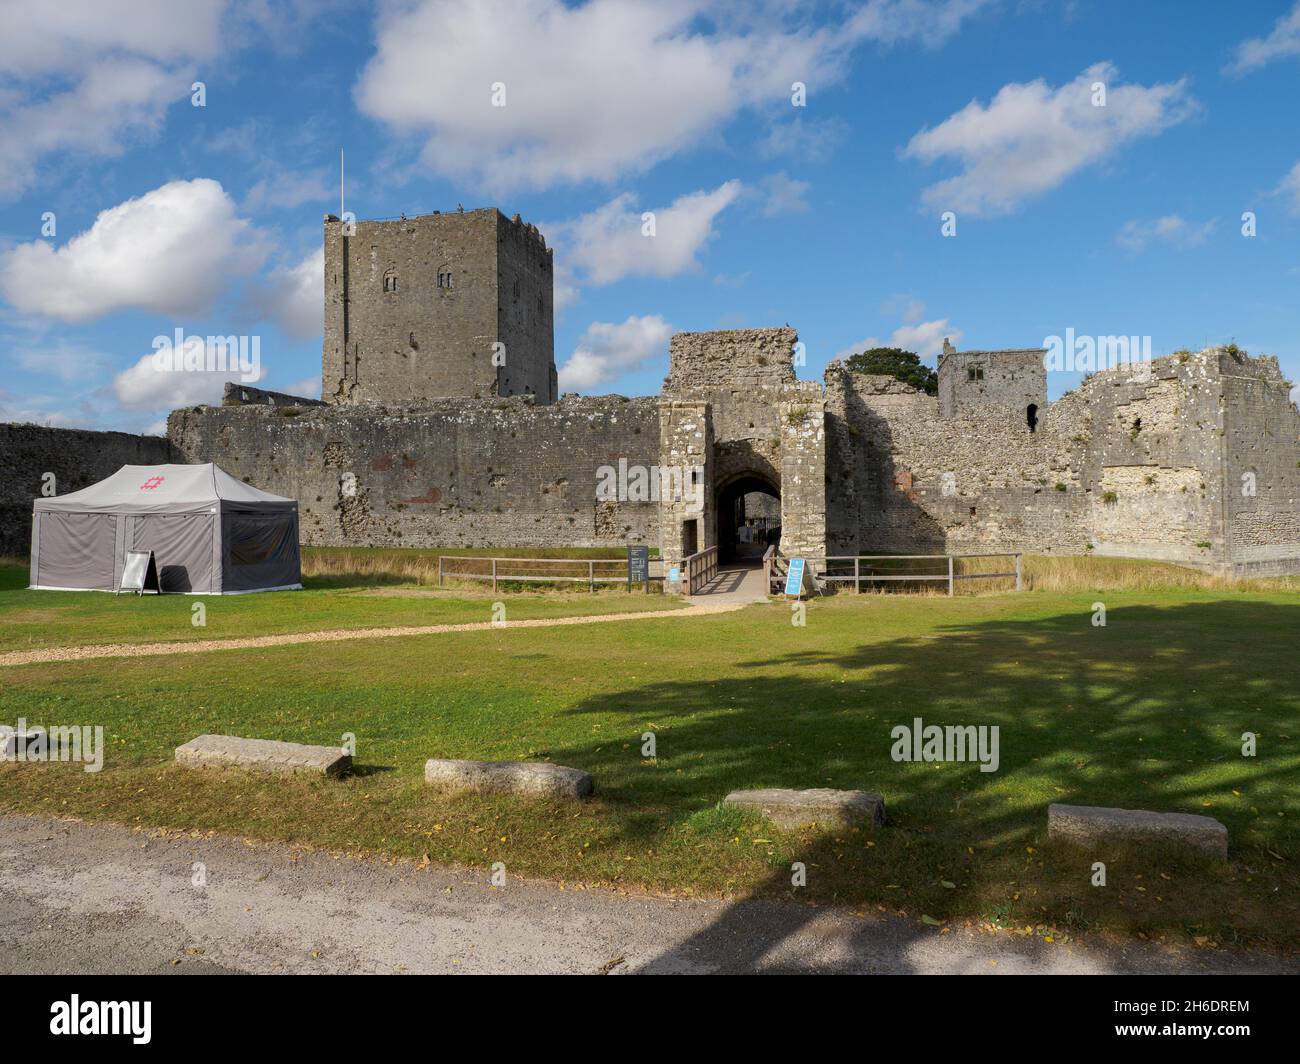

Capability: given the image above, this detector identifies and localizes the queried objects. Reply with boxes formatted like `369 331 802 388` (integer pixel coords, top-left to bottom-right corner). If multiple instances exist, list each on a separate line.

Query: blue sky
1 0 1298 433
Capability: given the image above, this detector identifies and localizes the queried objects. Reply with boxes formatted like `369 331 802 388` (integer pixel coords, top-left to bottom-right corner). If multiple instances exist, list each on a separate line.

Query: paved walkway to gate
687 564 771 604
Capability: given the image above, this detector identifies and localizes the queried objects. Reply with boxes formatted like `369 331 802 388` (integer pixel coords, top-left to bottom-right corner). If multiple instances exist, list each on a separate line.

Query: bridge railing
682 545 719 596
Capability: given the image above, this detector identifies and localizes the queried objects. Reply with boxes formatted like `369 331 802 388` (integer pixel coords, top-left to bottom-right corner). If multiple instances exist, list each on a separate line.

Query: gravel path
0 599 745 668
1 814 1289 975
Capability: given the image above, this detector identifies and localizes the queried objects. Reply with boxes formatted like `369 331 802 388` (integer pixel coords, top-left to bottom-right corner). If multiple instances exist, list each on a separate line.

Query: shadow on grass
551 599 1300 969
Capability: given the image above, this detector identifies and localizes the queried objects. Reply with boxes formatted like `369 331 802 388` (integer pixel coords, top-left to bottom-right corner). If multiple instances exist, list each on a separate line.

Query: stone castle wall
0 424 173 555
824 348 1300 573
169 394 659 549
1219 350 1300 575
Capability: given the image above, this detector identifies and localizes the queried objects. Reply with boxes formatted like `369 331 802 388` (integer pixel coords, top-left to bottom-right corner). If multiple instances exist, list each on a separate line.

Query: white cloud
0 388 88 429
846 0 993 46
0 179 265 323
548 181 742 290
243 168 335 213
1226 2 1300 75
0 0 229 198
284 376 322 400
1275 160 1300 214
891 318 961 361
112 338 265 412
250 248 323 338
557 314 673 392
0 0 224 76
355 0 989 191
903 62 1197 217
1116 215 1216 252
758 172 812 216
756 116 847 162
837 310 961 363
10 342 109 383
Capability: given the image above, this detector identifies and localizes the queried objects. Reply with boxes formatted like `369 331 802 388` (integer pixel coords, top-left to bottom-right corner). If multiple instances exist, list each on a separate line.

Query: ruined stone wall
0 424 173 555
323 209 554 405
826 350 1262 567
168 395 658 549
1219 350 1300 575
827 367 1092 556
223 382 326 408
1073 351 1225 567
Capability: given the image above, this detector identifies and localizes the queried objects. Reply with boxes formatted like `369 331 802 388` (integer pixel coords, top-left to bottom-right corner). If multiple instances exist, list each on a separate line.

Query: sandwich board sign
118 550 160 595
784 557 808 598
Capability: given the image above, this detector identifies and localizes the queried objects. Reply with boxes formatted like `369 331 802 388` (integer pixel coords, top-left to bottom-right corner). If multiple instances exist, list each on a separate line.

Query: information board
627 545 650 587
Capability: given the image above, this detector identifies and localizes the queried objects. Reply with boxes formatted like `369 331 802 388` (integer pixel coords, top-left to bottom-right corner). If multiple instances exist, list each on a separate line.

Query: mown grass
2 578 1297 952
0 563 681 652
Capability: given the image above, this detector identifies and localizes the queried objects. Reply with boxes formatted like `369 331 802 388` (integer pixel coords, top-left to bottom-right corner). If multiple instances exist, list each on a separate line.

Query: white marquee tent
29 464 301 594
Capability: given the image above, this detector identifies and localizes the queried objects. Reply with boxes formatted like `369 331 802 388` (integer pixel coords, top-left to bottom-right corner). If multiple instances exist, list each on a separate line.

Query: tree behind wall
844 347 937 395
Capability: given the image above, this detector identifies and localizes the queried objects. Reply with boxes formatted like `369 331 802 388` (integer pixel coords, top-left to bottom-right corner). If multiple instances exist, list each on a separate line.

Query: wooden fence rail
438 555 631 593
819 553 1022 595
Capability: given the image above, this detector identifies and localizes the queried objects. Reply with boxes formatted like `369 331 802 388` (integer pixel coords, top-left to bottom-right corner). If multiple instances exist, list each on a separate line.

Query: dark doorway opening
717 474 780 565
681 519 699 559
1026 403 1038 433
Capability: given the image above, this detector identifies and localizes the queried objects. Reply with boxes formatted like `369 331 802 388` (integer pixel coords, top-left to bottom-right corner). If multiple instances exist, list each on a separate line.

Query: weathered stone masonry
5 205 1298 577
0 425 173 555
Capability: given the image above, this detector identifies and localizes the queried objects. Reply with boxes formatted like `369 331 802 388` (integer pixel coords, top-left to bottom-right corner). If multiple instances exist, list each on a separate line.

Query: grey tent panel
35 513 118 590
29 463 301 595
130 513 216 593
223 513 301 593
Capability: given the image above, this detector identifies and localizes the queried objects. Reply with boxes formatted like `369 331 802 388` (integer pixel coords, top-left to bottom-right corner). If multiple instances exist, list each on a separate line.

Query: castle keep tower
323 209 557 405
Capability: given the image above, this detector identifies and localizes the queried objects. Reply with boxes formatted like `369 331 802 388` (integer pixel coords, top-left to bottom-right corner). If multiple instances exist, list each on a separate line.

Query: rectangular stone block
175 735 351 778
1048 803 1228 857
724 788 885 830
424 758 592 799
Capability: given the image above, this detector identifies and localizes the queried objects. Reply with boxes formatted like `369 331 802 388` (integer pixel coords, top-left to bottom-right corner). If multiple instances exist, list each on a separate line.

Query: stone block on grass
1047 803 1227 857
423 758 593 799
724 788 886 830
175 735 351 778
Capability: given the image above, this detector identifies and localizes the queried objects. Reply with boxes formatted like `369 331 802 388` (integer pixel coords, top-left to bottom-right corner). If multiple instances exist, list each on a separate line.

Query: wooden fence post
589 560 595 593
438 555 444 586
491 557 497 593
1015 553 1022 592
947 555 954 596
854 556 861 593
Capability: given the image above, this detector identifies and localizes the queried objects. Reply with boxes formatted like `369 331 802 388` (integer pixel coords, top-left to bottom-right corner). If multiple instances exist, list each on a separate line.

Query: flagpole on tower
340 148 345 220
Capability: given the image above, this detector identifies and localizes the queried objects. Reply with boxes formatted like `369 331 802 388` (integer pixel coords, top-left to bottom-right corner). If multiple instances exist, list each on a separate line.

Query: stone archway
716 471 780 565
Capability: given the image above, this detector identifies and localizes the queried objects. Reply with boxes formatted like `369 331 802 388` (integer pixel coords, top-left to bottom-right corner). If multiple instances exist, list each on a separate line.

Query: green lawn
0 564 680 652
1 574 1297 949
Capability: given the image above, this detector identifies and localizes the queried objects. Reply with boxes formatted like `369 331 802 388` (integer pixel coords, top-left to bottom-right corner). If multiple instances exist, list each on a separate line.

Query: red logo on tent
140 476 165 490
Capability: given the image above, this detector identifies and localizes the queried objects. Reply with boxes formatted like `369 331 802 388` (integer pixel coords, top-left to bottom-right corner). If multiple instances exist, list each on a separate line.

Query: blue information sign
784 557 806 597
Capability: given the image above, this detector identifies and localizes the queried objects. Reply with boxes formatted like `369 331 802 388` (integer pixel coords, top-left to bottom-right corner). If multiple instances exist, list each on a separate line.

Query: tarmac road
0 814 1291 975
